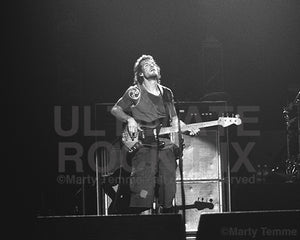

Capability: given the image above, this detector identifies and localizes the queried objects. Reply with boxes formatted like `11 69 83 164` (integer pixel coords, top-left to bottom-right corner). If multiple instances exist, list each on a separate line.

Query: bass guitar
122 115 242 153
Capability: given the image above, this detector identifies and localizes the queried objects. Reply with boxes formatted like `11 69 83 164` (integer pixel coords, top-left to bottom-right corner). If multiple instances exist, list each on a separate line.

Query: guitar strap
158 86 182 158
157 86 172 127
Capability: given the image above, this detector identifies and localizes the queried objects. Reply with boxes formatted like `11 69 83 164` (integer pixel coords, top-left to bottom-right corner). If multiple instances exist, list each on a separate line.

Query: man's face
140 59 159 79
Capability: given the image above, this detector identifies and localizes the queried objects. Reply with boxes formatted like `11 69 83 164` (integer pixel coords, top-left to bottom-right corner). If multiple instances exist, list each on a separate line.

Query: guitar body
121 126 169 153
121 128 142 152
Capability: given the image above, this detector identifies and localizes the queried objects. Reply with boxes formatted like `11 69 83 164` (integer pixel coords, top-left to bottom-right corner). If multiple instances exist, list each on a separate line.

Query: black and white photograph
7 0 300 239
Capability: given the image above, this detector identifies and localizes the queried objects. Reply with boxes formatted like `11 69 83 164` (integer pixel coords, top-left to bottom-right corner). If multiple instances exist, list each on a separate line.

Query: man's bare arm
170 116 200 135
111 105 132 123
170 116 185 128
110 105 140 135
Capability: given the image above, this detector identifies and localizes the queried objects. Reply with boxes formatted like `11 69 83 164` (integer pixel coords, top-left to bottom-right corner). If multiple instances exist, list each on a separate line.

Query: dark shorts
129 143 177 208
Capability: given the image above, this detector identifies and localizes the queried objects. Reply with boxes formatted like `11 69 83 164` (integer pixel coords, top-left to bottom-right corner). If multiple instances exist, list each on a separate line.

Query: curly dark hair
133 54 161 85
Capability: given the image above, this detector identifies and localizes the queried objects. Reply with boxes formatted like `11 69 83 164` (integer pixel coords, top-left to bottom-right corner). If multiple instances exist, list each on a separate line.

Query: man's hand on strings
127 117 142 138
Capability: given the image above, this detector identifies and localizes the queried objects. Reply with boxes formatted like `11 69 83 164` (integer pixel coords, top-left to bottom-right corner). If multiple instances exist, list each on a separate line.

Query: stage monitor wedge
35 214 185 240
196 210 300 240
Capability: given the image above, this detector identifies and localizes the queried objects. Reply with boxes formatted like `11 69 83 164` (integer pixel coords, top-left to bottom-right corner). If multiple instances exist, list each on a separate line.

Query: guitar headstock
194 198 214 211
218 114 242 127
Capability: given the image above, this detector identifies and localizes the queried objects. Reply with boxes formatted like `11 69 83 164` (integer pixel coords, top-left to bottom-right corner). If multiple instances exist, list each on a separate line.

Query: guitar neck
174 201 214 211
159 120 219 135
174 204 196 211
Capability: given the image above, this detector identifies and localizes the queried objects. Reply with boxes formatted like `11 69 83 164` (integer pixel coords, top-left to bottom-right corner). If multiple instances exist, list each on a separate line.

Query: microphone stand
293 91 300 105
174 100 186 232
294 91 300 165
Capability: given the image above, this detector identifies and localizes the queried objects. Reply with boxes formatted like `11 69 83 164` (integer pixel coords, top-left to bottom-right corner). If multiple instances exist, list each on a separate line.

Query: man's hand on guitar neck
171 117 200 136
188 127 200 135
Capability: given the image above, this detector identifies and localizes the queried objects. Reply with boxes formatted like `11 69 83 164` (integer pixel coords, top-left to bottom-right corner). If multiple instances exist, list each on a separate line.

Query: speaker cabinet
35 214 185 240
196 210 300 240
176 130 221 180
175 129 227 232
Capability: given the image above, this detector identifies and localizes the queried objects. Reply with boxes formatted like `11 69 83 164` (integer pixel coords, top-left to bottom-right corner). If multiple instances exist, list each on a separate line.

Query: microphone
295 91 300 104
294 91 300 104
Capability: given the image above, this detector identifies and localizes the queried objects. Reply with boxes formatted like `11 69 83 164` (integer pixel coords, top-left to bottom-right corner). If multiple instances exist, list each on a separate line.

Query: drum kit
272 90 300 182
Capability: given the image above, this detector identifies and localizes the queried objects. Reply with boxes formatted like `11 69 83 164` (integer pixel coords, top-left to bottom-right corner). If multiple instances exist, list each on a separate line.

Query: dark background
7 0 300 237
13 0 300 107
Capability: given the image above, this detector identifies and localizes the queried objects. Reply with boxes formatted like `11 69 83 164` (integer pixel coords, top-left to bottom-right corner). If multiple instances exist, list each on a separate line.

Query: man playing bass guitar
111 54 199 214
